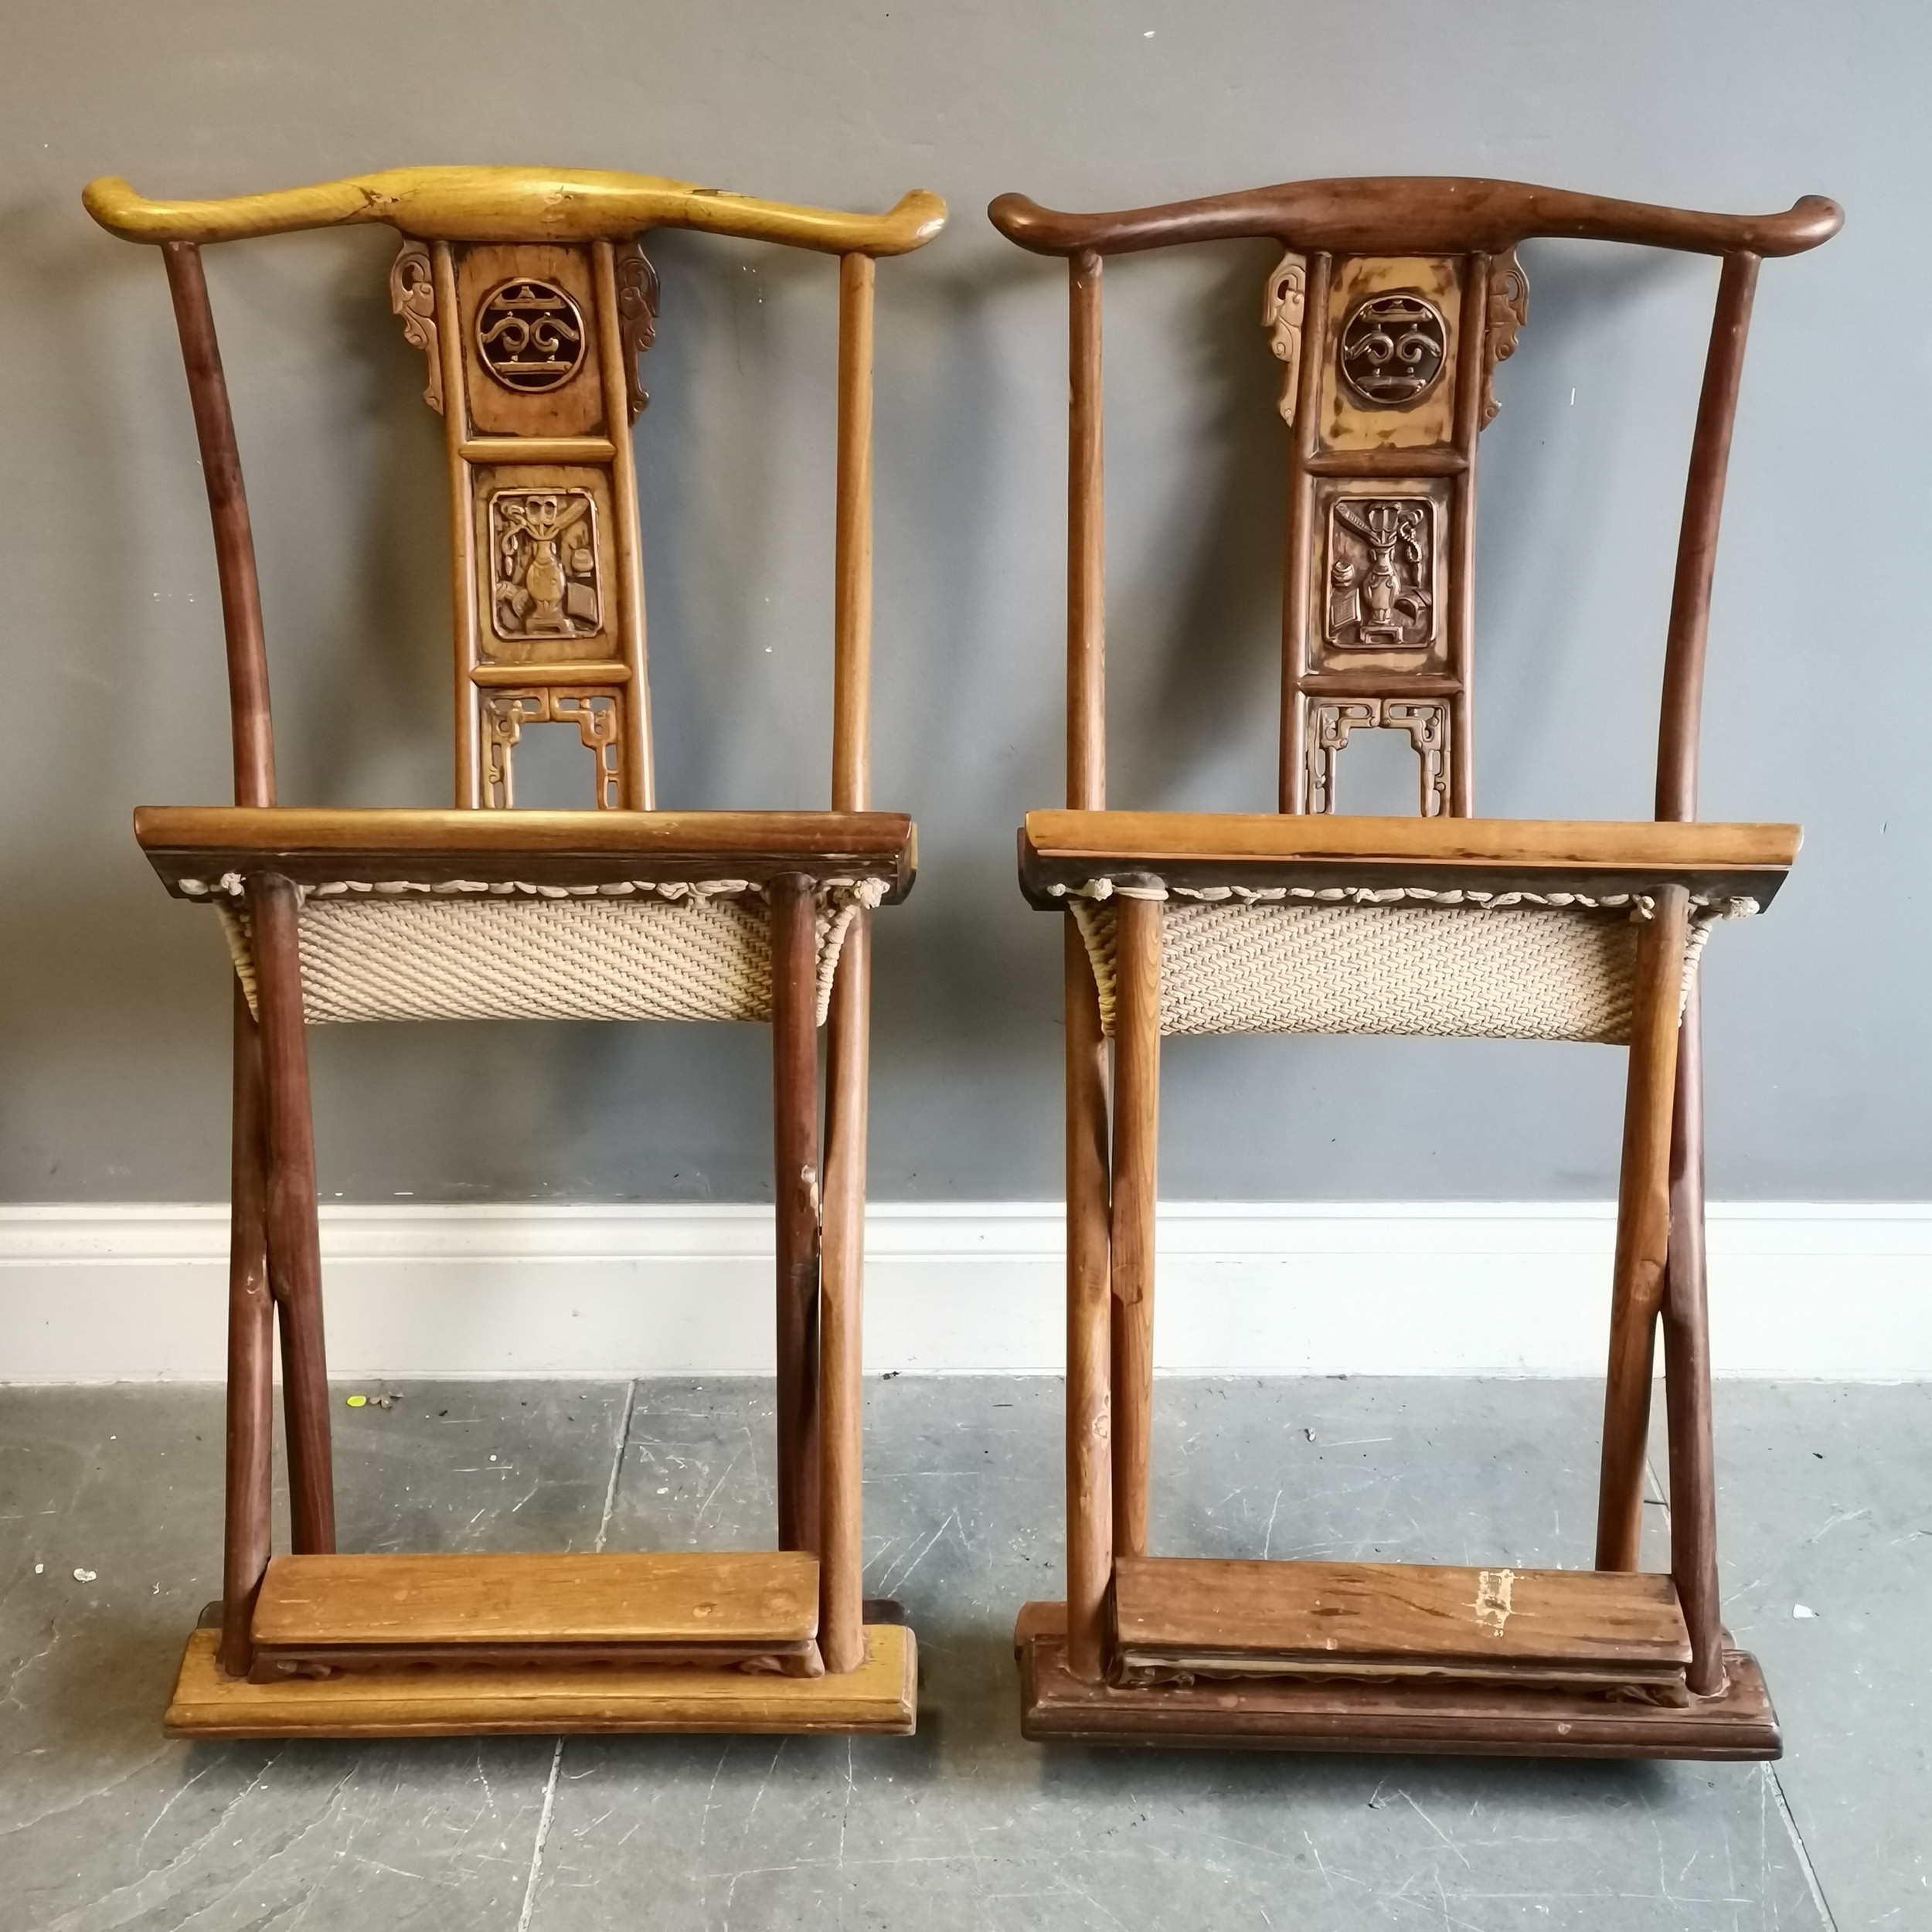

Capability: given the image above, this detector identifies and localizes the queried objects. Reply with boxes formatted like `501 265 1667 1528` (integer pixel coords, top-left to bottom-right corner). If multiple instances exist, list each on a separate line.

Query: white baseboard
2 1201 1927 1384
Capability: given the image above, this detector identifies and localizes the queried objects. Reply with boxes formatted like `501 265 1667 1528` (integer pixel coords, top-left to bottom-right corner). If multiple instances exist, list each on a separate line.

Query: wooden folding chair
991 177 1839 1757
85 166 944 1740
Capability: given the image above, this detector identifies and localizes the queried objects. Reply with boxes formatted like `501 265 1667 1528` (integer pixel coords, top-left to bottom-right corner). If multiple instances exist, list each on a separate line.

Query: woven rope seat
1060 880 1756 1045
186 876 885 1026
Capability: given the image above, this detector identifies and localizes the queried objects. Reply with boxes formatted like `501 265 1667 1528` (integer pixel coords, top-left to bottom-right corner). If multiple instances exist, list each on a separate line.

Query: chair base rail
165 1622 917 1739
1015 1602 1777 1760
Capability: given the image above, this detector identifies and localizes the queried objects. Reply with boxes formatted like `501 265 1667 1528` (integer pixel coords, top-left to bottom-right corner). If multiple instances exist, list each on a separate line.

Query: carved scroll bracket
389 240 441 413
614 239 660 421
1263 250 1308 424
1481 248 1529 427
483 688 624 810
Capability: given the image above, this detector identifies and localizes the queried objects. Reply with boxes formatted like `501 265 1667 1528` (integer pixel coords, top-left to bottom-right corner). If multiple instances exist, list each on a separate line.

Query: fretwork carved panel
482 688 624 811
474 277 587 394
455 244 604 438
1305 697 1451 818
1318 256 1463 454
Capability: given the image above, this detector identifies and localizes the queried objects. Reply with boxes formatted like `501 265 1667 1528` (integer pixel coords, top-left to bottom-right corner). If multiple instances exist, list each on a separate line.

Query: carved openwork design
474 278 587 393
614 240 660 421
1306 696 1451 816
1263 251 1308 424
1481 250 1530 427
489 489 603 641
1338 292 1447 408
1326 497 1435 651
389 240 441 413
482 688 624 810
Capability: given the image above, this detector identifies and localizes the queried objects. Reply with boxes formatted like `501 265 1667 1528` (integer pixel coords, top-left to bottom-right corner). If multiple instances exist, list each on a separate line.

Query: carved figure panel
489 489 603 641
475 277 587 393
1263 250 1308 424
1481 248 1530 427
389 240 441 413
1305 696 1451 817
1338 293 1447 408
482 687 624 810
614 240 660 421
1326 496 1435 651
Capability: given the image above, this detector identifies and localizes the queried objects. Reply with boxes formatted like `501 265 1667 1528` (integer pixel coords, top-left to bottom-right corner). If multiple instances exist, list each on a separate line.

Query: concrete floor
2 1376 1925 1930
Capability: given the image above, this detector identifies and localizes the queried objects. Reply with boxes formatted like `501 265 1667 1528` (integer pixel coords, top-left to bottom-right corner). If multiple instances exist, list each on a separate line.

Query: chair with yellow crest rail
989 175 1838 1757
85 165 944 1740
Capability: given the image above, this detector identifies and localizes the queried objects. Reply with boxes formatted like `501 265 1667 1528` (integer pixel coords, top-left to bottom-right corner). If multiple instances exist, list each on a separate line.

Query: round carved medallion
475 278 587 393
1338 293 1447 408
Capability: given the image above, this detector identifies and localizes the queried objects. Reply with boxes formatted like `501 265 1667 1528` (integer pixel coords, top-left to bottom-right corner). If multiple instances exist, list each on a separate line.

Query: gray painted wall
2 2 1924 1205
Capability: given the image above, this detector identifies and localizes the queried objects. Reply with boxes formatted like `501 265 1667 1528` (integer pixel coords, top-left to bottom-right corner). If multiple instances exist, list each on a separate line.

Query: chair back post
832 251 876 811
161 241 276 808
1655 251 1760 825
1068 249 1107 811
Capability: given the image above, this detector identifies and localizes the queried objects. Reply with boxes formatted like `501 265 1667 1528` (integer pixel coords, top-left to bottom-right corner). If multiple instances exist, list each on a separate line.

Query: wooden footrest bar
1018 1604 1777 1760
250 1550 821 1678
168 1622 916 1738
1113 1556 1692 1692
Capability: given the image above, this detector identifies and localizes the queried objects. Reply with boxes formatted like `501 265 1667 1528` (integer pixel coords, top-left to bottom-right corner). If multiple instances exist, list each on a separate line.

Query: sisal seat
87 164 945 1740
990 174 1839 1757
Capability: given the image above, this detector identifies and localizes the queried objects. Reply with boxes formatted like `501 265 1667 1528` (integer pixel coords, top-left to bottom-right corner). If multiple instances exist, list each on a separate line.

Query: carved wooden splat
481 686 624 810
1304 696 1451 817
1262 250 1308 424
1482 248 1530 427
489 488 603 641
474 277 588 393
1326 496 1435 652
1338 291 1448 408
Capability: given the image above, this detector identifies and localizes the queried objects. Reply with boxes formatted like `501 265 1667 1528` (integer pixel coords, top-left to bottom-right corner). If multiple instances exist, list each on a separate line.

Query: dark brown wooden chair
85 165 945 1740
989 176 1839 1756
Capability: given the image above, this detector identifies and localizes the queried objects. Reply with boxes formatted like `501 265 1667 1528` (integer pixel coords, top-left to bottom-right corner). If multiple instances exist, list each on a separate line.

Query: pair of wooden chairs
87 165 1837 1757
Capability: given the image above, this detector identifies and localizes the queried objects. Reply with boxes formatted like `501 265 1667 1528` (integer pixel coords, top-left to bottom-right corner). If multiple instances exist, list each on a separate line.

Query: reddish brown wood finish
161 243 274 808
1108 896 1161 1563
220 985 274 1679
247 873 335 1556
770 874 822 1560
988 179 1841 259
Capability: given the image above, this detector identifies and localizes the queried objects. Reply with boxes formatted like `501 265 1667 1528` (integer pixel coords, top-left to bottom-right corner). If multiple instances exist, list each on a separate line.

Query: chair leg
220 981 274 1679
770 875 822 1559
1110 896 1161 1564
1064 918 1114 1682
249 873 335 1556
818 910 870 1672
1595 886 1689 1572
1661 987 1726 1696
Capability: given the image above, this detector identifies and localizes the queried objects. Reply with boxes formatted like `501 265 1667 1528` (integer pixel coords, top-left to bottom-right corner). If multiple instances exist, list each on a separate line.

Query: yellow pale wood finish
1024 811 1799 875
167 1623 917 1738
1114 1557 1690 1685
1319 255 1464 451
83 169 947 254
253 1551 817 1650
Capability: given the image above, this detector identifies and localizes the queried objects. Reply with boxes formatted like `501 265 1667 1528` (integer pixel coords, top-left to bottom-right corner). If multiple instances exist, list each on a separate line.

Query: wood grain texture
1113 1558 1689 1685
220 985 274 1679
253 1551 818 1649
137 807 917 898
87 170 947 255
988 179 1839 260
248 874 334 1558
1020 811 1796 906
1656 253 1760 824
1597 887 1690 1570
1108 896 1161 1563
1063 919 1113 1682
160 243 274 808
1662 988 1726 1696
1067 251 1106 811
832 253 876 814
770 876 822 1563
1014 1605 1777 1760
168 1621 916 1739
818 915 870 1673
